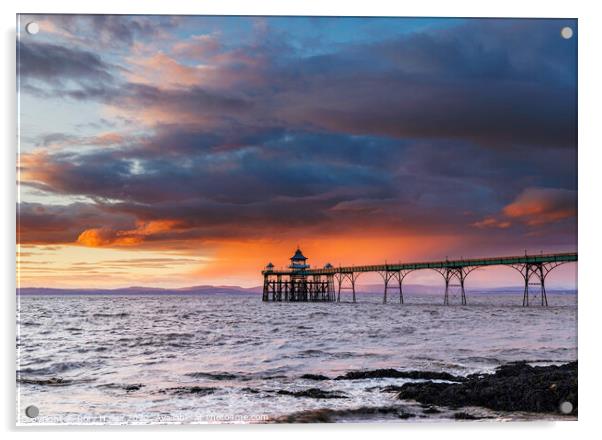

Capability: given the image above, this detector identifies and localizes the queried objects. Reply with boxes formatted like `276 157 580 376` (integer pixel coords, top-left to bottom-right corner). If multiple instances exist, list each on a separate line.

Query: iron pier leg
330 277 335 301
337 278 341 302
399 275 404 304
523 265 529 307
542 282 548 307
444 273 450 306
352 274 356 303
277 277 282 301
460 272 467 306
539 264 548 306
383 276 388 304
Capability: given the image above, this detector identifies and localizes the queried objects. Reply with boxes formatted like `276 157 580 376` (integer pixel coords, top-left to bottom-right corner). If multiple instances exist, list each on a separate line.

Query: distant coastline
16 285 578 296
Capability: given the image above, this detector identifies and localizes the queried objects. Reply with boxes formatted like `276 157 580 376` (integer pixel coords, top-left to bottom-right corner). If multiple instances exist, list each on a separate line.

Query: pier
261 248 577 306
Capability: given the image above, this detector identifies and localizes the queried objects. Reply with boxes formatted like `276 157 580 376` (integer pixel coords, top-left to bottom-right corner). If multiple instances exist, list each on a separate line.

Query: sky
17 15 577 289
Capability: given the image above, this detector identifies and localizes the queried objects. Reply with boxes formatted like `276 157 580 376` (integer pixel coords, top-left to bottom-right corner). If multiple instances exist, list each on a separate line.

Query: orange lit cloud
502 187 576 226
77 219 182 247
472 217 511 229
473 188 576 229
125 52 207 88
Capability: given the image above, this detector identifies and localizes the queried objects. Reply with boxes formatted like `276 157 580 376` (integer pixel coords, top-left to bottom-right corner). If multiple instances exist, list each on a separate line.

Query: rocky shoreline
394 361 577 415
18 360 577 422
278 361 578 421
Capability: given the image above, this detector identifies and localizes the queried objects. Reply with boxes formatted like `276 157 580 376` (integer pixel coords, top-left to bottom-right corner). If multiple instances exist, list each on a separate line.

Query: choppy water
16 293 577 424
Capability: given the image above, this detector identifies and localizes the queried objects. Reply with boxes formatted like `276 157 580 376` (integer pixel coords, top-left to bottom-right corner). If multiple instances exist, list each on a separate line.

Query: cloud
18 120 577 251
19 18 577 149
76 220 181 247
124 52 208 88
472 187 577 230
472 217 512 229
17 202 136 245
36 132 127 149
18 41 114 86
173 34 221 60
17 17 577 258
503 187 577 226
25 14 178 49
111 83 253 126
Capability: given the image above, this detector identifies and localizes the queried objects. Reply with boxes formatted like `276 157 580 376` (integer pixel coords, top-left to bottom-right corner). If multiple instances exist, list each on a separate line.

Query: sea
16 292 577 424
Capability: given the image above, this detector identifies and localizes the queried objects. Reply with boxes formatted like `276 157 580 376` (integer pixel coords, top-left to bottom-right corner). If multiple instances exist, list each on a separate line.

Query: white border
3 0 600 438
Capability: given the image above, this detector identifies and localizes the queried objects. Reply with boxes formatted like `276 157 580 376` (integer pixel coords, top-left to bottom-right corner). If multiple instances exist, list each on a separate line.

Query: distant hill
349 284 576 295
17 285 263 296
17 284 575 296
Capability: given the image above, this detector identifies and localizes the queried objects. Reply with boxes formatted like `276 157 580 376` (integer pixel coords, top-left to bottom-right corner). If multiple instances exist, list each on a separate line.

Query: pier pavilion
262 248 336 302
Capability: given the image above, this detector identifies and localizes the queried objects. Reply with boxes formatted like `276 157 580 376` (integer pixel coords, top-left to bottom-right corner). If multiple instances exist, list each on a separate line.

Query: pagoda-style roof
266 262 274 268
290 248 307 261
324 263 333 269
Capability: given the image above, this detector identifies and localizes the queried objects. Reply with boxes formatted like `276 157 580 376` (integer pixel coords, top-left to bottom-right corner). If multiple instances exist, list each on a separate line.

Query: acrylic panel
16 15 578 425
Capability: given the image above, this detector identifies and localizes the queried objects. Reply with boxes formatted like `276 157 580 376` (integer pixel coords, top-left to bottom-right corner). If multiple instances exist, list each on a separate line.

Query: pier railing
263 252 577 276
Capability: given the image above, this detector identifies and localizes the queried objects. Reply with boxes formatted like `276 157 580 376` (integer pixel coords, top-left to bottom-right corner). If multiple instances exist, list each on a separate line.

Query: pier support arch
335 272 358 303
433 266 478 305
508 261 568 307
378 269 414 304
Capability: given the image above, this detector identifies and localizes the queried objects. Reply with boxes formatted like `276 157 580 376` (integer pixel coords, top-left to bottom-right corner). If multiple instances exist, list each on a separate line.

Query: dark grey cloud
267 20 576 148
20 123 577 249
17 202 135 244
18 40 114 85
21 130 398 206
22 14 179 49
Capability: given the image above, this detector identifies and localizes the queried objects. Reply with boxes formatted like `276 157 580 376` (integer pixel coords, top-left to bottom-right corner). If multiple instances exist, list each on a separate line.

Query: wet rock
380 385 406 393
164 386 217 396
272 405 414 423
17 377 68 386
185 372 239 380
124 384 144 392
335 368 463 381
398 412 415 419
276 388 347 399
454 412 479 420
241 387 261 394
98 382 144 392
300 374 331 381
422 406 442 414
397 361 577 414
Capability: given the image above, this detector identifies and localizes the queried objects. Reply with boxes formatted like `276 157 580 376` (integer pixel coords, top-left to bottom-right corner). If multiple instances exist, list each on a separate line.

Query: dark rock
272 406 414 423
185 372 239 380
397 361 577 414
165 386 217 396
276 388 347 399
423 406 442 414
454 412 479 420
381 385 406 393
398 412 416 419
300 374 331 381
124 384 143 392
241 387 261 394
335 368 463 381
17 377 67 386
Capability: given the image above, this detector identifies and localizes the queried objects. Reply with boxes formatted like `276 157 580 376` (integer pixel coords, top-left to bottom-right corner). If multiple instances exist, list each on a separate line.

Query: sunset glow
17 16 577 289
